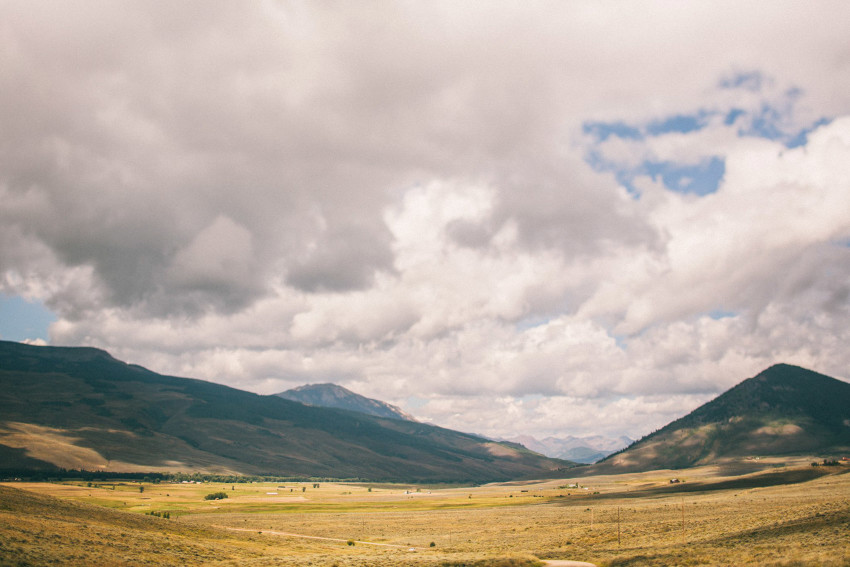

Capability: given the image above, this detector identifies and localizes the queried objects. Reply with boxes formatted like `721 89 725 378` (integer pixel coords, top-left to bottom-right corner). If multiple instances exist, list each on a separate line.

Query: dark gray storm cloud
1 1 657 318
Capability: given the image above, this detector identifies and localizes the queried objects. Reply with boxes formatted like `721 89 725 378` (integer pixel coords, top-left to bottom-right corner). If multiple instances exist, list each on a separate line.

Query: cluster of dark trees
811 459 842 467
0 468 350 483
203 491 228 501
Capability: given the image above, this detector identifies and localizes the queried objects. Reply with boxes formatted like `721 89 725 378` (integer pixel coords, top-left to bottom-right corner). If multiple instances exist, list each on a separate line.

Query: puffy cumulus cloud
579 117 850 336
3 1 850 439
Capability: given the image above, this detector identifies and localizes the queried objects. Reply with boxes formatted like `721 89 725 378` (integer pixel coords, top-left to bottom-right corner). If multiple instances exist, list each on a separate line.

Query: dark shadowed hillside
0 340 572 482
595 364 850 473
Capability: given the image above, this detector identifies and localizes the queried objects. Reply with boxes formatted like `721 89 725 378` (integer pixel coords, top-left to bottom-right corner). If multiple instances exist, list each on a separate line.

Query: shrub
204 491 228 501
145 511 170 519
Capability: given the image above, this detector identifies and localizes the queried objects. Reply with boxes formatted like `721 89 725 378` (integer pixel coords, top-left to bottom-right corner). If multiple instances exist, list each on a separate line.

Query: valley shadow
555 467 844 504
0 445 59 473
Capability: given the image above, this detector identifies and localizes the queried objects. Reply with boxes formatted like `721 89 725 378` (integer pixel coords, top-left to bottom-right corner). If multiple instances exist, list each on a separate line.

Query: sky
2 1 850 441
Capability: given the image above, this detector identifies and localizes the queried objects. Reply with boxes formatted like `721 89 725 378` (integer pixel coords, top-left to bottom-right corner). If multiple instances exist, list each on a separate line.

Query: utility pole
681 498 686 545
617 506 621 549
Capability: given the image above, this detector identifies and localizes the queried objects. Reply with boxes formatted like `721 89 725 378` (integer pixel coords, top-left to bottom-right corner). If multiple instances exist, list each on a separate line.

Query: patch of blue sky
0 294 56 342
785 117 832 148
586 150 724 197
642 156 725 196
583 109 732 197
584 112 713 142
724 108 746 126
582 120 643 142
725 82 829 148
646 111 712 136
739 103 786 141
736 105 833 148
718 70 765 92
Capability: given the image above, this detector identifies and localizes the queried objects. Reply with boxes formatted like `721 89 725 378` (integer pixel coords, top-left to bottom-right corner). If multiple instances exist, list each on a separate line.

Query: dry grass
0 422 109 470
0 484 271 566
2 463 849 566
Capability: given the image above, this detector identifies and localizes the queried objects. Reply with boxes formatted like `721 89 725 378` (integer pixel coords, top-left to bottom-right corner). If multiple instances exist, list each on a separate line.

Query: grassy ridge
0 484 270 565
0 340 571 482
598 364 850 472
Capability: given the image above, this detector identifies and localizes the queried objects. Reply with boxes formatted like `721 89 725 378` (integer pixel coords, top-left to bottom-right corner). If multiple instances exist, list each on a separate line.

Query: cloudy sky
2 1 850 441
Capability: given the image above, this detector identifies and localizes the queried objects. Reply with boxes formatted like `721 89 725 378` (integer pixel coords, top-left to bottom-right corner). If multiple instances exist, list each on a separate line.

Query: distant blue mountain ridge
504 434 633 464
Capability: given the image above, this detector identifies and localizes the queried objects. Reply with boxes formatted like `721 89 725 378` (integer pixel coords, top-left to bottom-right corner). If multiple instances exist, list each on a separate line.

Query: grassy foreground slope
0 340 570 482
0 484 270 565
597 364 850 473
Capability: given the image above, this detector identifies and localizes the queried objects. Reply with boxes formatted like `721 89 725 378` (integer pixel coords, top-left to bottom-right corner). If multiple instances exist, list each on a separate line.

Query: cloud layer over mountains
2 1 850 438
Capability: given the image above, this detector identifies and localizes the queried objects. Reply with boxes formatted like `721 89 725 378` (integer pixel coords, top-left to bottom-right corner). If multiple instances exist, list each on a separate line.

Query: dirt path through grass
218 525 421 550
221 525 598 565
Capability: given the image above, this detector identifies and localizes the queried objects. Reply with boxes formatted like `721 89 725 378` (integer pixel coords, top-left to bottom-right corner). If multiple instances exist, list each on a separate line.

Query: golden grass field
1 458 849 566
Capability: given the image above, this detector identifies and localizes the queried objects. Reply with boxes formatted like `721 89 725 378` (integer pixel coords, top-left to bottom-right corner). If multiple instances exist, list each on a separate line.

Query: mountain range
3 339 847 478
276 383 416 422
596 363 850 472
0 340 571 482
505 434 633 463
274 385 631 464
274 385 633 464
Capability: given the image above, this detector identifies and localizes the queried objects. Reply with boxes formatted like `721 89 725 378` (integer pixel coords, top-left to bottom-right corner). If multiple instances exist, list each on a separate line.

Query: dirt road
221 526 597 564
218 525 420 550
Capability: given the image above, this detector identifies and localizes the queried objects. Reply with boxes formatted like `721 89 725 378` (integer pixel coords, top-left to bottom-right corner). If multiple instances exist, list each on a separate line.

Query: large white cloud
2 1 850 440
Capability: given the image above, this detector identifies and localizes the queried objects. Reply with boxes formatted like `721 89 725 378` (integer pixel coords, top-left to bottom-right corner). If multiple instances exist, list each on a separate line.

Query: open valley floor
2 459 849 566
